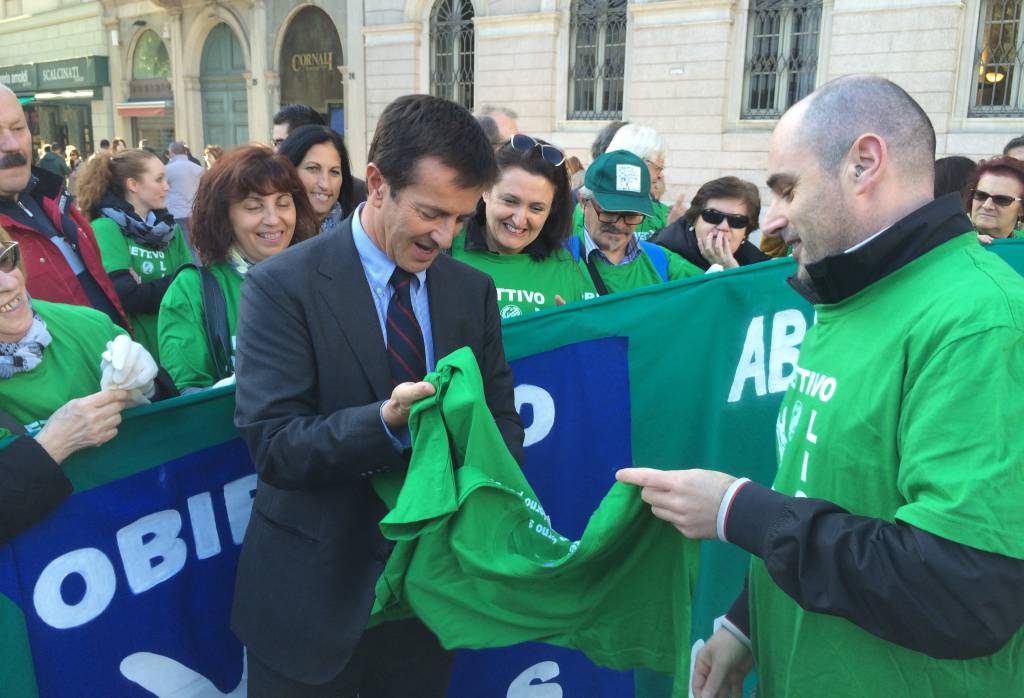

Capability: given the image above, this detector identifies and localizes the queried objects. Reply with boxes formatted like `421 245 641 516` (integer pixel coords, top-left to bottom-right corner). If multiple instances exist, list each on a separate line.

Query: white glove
211 374 236 389
100 335 158 407
705 263 724 274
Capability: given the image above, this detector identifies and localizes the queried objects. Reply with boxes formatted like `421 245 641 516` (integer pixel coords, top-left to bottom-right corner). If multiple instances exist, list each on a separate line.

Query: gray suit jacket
230 215 524 682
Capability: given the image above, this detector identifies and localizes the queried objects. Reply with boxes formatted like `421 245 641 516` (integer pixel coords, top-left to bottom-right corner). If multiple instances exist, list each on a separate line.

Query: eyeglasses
971 189 1022 208
644 159 665 176
700 208 750 230
0 241 20 274
510 134 566 167
588 199 645 226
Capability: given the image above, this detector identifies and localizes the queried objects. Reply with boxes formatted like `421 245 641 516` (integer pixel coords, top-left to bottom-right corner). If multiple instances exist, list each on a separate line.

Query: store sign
0 64 35 91
37 57 109 91
130 78 173 100
291 51 334 73
0 56 110 94
279 6 344 109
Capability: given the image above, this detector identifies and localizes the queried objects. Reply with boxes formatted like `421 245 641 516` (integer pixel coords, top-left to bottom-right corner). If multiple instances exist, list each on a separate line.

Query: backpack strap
0 408 27 436
198 267 233 382
565 234 613 296
640 241 670 282
171 264 233 382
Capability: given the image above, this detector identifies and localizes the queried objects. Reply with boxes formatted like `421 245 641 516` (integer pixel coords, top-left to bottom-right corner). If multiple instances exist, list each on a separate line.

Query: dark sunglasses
0 241 20 274
971 189 1022 208
510 134 566 167
701 208 750 230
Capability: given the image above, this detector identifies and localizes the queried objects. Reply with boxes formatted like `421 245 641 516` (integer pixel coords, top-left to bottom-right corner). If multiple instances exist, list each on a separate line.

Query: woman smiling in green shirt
451 134 595 319
158 146 318 391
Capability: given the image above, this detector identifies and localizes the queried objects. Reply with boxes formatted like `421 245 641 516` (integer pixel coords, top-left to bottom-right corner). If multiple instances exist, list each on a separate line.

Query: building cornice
628 0 734 27
474 12 560 38
363 22 420 47
0 2 103 36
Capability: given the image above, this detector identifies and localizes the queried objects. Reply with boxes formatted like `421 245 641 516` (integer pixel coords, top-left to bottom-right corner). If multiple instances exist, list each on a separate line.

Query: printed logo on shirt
616 164 642 193
501 304 523 319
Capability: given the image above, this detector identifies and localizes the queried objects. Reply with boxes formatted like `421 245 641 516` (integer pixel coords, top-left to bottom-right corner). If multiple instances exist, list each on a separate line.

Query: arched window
132 30 171 81
972 0 1024 116
741 0 823 119
568 0 626 120
430 0 475 109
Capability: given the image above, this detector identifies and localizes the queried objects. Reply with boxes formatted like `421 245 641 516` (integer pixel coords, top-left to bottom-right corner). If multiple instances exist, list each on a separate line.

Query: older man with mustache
0 85 127 328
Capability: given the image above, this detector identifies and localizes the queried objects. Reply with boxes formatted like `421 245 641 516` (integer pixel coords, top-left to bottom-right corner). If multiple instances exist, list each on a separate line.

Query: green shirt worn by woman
451 230 597 319
572 198 669 242
0 300 127 432
91 216 193 361
751 232 1024 697
158 261 242 390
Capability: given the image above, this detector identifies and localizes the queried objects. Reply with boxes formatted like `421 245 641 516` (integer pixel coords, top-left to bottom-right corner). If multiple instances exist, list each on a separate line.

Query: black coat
650 219 769 270
230 214 524 683
0 436 71 546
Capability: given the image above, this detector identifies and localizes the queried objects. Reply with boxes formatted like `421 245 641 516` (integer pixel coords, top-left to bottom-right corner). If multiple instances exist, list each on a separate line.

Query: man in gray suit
231 94 524 697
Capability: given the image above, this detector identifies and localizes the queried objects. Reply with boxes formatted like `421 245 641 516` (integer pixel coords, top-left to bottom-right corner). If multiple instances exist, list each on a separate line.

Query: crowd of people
1 72 1023 698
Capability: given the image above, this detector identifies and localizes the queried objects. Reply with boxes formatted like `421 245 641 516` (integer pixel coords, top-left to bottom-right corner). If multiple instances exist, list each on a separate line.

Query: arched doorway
279 6 345 133
126 30 174 153
200 24 248 147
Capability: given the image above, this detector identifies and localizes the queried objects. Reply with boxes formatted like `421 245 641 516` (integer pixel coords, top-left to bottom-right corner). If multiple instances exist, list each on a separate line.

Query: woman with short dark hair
650 176 768 270
965 156 1024 244
451 134 595 317
157 146 318 390
278 125 361 234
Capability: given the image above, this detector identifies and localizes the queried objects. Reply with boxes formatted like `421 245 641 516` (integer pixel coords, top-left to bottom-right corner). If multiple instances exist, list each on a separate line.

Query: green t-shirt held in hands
158 261 242 391
91 217 193 362
751 232 1024 697
371 347 699 696
0 300 126 431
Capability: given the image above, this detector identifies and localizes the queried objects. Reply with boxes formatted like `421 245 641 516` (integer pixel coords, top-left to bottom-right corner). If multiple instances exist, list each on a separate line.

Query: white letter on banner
768 309 806 394
33 548 117 629
116 510 188 594
514 384 556 448
507 660 563 698
728 316 767 403
224 474 258 545
187 492 221 560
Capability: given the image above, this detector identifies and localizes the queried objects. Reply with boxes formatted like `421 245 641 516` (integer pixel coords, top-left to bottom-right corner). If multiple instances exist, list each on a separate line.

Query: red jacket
0 168 128 329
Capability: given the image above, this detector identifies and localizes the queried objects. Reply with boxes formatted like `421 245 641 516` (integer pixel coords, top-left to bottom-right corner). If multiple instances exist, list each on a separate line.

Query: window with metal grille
430 0 475 110
971 0 1024 116
742 0 823 120
568 0 626 120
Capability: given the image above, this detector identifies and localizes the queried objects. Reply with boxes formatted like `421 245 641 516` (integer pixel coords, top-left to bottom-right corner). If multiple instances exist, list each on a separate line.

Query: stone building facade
2 1 1023 204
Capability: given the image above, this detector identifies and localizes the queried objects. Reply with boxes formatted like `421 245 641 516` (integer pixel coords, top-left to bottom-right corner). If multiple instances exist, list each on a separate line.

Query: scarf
320 201 345 234
0 308 52 379
226 246 255 277
98 191 177 251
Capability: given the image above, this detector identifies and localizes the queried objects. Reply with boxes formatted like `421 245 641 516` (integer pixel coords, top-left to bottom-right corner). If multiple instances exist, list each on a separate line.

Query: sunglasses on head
700 208 749 230
971 189 1022 208
0 241 20 274
510 134 566 167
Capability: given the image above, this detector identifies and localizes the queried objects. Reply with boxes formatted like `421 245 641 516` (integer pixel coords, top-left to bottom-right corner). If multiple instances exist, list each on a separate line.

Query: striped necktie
386 267 427 385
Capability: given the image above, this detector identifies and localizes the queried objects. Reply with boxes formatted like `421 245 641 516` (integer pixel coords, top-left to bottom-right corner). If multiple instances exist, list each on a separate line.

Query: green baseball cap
584 149 653 217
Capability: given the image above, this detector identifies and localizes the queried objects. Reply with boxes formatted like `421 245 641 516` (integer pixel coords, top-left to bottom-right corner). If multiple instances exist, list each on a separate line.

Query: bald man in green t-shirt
620 75 1024 698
